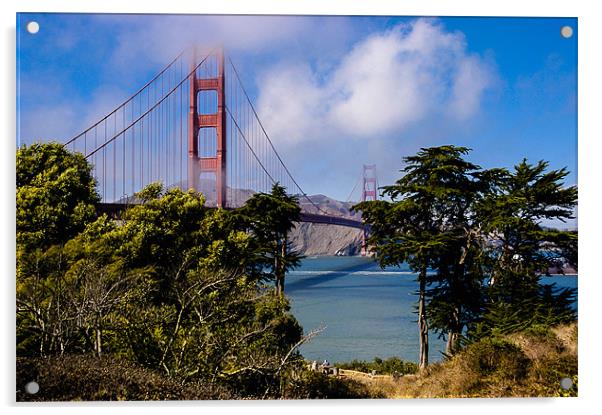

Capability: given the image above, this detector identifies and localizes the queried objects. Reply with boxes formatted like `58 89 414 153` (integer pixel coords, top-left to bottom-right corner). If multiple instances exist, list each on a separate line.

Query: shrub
335 357 419 376
529 356 578 396
463 337 530 381
384 323 577 398
16 355 235 401
283 369 375 399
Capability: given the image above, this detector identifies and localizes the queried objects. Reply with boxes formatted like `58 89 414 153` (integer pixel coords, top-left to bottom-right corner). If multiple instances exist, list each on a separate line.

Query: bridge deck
97 203 364 229
298 212 363 229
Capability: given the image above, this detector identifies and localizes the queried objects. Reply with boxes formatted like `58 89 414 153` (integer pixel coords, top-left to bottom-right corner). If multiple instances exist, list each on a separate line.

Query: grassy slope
340 323 577 398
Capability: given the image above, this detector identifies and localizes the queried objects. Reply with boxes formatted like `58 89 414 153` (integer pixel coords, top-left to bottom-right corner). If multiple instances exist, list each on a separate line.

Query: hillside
299 194 362 221
334 323 578 398
289 222 363 256
291 194 364 256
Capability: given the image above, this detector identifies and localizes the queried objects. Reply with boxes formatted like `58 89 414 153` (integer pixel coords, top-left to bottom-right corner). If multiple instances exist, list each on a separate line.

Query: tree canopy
17 142 99 251
239 183 303 295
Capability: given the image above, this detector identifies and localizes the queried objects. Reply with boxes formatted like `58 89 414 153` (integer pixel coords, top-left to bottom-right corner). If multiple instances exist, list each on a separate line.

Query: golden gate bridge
63 48 375 231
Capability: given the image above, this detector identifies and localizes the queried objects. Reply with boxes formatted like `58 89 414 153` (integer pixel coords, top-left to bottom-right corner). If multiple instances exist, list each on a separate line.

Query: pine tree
239 183 303 296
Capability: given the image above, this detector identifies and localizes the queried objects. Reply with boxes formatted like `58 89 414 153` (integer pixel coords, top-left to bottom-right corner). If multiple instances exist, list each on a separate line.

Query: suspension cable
227 56 327 215
224 105 276 185
84 51 213 158
346 173 362 203
64 49 186 147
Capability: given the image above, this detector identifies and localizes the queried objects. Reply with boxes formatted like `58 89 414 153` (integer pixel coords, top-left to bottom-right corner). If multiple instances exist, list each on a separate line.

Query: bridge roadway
97 203 364 229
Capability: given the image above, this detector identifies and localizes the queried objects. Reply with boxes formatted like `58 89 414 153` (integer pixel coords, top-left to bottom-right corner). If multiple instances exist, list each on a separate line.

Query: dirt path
336 369 419 398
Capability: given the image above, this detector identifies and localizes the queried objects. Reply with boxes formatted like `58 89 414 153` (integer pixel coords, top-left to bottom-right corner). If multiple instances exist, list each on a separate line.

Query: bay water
285 256 578 364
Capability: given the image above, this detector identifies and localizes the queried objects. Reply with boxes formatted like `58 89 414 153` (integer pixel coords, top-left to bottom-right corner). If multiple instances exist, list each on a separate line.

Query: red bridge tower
361 164 377 256
188 49 227 207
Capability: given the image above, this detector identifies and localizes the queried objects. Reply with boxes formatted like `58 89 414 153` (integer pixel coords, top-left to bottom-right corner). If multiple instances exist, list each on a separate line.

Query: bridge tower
361 164 377 256
188 48 227 207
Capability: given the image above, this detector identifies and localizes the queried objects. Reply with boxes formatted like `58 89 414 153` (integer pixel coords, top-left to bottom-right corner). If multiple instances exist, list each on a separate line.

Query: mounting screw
560 26 573 39
560 377 573 390
25 381 39 394
26 21 40 34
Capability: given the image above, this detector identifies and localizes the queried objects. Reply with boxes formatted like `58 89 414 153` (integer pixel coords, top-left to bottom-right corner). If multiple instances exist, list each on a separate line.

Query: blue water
285 256 578 364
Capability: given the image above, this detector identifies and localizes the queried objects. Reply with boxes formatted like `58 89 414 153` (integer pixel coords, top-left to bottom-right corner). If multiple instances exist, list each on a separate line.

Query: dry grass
335 322 577 399
336 370 403 398
552 323 578 356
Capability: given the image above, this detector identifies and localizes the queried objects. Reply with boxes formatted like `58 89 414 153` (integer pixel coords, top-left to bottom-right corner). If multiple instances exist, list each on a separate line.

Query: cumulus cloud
256 64 329 144
256 18 496 144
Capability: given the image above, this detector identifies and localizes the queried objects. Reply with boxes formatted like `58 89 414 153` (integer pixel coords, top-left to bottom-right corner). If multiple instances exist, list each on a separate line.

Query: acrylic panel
16 13 578 401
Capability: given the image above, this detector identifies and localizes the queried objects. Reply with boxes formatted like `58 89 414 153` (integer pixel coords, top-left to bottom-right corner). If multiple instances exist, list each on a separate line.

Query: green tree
16 142 100 357
17 142 99 251
469 159 578 338
424 167 510 355
354 146 486 367
478 160 576 297
239 183 303 296
94 185 304 391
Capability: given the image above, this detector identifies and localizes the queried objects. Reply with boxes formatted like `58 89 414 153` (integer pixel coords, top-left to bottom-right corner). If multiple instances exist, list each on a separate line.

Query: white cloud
18 15 362 146
256 18 495 143
256 64 328 145
449 54 494 119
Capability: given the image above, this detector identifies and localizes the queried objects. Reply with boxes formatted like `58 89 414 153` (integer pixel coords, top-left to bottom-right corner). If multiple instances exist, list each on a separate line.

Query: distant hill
299 194 362 220
291 194 364 256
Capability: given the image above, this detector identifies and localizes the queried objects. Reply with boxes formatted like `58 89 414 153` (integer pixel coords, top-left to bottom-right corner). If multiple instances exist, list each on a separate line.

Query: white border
2 1 601 415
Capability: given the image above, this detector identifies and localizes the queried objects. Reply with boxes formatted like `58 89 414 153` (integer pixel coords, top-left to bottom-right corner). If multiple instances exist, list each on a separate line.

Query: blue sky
16 14 577 227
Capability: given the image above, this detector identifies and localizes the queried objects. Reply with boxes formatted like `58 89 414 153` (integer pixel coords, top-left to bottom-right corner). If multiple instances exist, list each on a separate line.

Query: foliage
353 146 490 365
354 146 578 366
16 143 103 357
462 337 530 381
238 183 303 295
15 142 579 399
387 323 577 398
16 355 236 401
16 142 99 251
479 159 577 300
283 369 375 399
464 283 576 345
335 357 418 375
465 159 578 343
